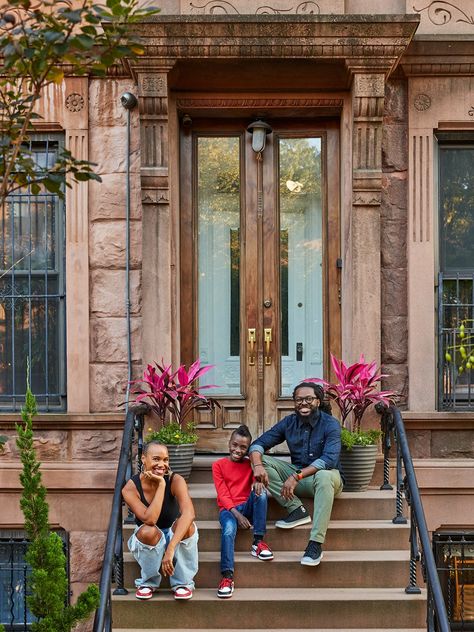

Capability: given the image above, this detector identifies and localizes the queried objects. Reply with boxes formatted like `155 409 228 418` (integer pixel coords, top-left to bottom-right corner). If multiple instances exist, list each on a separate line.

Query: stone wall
381 77 409 405
88 78 143 412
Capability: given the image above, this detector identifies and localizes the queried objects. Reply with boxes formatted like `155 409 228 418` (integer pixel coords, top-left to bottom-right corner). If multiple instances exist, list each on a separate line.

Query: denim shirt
249 410 342 471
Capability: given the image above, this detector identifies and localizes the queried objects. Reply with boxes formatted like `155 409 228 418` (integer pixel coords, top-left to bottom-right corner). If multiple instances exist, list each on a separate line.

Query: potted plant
131 359 219 479
311 354 395 492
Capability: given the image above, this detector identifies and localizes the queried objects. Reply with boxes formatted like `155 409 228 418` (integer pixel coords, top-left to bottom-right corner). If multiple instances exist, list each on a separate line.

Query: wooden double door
180 118 340 451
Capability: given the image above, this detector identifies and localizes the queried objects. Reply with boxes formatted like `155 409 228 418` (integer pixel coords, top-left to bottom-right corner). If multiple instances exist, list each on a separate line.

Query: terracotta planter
166 443 196 481
340 444 378 492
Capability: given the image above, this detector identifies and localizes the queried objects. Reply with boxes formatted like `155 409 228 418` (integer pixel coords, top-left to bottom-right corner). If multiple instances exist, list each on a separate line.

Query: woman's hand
143 470 165 485
161 544 175 576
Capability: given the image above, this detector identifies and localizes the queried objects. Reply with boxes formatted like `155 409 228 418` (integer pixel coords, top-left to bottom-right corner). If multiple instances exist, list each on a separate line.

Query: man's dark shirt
249 409 342 471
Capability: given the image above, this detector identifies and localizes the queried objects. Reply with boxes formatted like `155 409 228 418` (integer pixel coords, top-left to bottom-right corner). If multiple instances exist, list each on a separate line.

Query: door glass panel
197 136 241 395
279 137 323 396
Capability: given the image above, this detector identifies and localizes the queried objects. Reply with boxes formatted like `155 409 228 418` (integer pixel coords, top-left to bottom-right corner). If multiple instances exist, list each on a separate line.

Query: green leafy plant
0 434 8 454
146 421 199 445
0 0 159 208
341 427 381 450
15 383 100 631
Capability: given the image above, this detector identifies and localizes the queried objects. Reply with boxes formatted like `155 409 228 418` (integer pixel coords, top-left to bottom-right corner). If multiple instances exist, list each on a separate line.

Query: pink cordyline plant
130 359 219 425
307 354 395 433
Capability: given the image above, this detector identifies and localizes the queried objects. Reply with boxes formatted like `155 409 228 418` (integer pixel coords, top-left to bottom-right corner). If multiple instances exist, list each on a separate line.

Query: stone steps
113 478 423 631
123 519 410 552
111 587 427 629
123 549 411 588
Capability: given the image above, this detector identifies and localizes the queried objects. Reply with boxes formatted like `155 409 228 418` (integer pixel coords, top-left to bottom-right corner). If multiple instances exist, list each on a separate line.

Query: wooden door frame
179 114 341 450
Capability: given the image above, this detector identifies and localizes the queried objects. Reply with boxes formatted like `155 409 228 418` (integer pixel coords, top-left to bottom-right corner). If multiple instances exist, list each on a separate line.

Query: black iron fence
434 530 474 630
0 529 68 631
438 273 474 410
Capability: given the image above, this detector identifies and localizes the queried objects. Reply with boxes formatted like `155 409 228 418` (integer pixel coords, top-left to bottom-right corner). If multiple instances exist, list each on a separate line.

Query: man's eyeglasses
294 396 318 405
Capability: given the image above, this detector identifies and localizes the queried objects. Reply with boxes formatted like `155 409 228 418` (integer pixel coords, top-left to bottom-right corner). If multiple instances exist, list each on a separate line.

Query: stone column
63 78 90 412
136 66 176 365
346 70 386 366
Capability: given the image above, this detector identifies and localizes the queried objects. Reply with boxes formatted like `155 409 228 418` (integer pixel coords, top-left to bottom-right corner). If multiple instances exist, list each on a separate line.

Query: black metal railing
0 529 68 631
93 407 145 632
379 405 451 632
438 272 474 411
434 530 474 630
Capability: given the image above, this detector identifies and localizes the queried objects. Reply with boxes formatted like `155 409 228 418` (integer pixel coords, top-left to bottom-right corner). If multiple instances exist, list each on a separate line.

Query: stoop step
114 629 427 632
123 549 412 589
111 587 427 629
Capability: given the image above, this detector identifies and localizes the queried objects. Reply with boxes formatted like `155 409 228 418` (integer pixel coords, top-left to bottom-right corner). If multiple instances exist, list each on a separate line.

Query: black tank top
131 473 180 529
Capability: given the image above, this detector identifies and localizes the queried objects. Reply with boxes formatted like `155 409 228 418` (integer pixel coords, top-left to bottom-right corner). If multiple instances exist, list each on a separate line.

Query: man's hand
281 474 298 500
252 463 269 487
253 481 265 496
231 508 251 529
161 544 175 576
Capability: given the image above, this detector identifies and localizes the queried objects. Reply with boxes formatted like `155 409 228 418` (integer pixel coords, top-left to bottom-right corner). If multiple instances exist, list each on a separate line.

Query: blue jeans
127 524 199 591
219 490 268 573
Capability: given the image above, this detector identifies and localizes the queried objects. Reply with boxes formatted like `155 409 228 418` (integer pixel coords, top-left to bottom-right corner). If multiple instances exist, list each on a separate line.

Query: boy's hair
230 424 252 442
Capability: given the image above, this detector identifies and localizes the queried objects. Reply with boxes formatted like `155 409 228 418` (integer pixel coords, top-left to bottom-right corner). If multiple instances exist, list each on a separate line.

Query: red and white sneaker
217 577 234 599
174 586 193 600
135 586 154 600
251 541 274 561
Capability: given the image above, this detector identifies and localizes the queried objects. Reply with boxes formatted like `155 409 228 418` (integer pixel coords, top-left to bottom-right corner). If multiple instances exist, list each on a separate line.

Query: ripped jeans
127 523 199 591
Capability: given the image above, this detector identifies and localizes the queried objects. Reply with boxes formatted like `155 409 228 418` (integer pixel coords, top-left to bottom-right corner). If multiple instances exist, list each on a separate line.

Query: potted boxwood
131 359 219 480
311 354 395 491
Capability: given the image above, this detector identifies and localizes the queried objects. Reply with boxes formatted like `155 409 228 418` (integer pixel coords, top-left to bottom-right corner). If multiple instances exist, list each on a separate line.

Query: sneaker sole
217 591 234 599
251 551 274 560
174 592 193 600
275 515 311 529
301 552 324 567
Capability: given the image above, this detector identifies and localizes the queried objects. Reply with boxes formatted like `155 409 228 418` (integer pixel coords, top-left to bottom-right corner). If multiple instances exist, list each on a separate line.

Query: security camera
120 92 138 110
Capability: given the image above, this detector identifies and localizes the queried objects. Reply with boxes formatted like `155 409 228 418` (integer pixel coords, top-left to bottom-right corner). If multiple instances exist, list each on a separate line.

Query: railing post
113 505 127 596
405 505 421 594
378 405 394 490
392 434 407 524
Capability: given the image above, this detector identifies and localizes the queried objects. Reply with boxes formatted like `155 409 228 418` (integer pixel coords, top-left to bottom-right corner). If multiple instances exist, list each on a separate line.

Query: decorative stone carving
414 93 431 111
176 97 344 110
469 106 474 116
187 1 323 14
65 92 85 112
413 1 474 27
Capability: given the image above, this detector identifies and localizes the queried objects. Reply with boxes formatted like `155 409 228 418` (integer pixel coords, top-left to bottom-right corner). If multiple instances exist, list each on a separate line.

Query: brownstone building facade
1 0 474 611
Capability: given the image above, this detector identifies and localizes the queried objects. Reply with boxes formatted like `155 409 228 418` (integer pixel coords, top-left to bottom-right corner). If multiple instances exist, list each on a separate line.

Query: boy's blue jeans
219 490 268 573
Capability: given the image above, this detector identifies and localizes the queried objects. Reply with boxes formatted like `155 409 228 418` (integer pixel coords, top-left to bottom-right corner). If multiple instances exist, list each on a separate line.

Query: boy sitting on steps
212 424 273 599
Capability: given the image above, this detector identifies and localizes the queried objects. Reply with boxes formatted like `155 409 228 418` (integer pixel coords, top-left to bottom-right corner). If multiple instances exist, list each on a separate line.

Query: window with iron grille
0 135 66 411
0 529 69 631
437 136 474 410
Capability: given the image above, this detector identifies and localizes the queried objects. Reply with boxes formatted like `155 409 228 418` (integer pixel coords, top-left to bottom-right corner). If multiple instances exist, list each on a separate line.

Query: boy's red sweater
212 456 254 511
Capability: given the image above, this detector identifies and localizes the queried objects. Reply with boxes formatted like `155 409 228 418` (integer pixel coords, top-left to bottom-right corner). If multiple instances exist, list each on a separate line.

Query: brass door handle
248 328 256 366
264 328 272 365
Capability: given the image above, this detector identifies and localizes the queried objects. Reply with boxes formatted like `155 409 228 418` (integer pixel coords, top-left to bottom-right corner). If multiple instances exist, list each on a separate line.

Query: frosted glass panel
279 137 323 396
197 137 241 395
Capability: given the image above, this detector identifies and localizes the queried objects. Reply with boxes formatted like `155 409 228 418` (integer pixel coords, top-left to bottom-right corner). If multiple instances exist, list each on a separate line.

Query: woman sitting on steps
122 440 199 601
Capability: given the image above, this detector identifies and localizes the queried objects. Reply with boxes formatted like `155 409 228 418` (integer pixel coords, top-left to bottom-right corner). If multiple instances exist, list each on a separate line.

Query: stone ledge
0 461 117 491
403 412 474 429
0 413 126 430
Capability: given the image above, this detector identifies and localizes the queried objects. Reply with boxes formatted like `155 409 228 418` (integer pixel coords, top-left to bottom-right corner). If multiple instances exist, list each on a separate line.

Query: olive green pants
262 454 343 544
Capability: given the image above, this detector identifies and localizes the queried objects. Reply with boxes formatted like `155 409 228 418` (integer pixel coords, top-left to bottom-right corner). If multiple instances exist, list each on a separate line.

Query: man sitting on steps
249 382 343 567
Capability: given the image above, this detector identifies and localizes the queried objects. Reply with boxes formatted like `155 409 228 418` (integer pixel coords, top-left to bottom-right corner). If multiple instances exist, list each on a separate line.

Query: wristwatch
293 469 304 481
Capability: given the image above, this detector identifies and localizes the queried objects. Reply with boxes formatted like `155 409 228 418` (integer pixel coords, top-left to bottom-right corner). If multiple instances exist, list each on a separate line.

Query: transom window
0 136 66 410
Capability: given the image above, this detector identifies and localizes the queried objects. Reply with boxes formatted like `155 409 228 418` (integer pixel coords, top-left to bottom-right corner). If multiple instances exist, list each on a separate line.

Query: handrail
379 405 451 632
93 408 144 632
